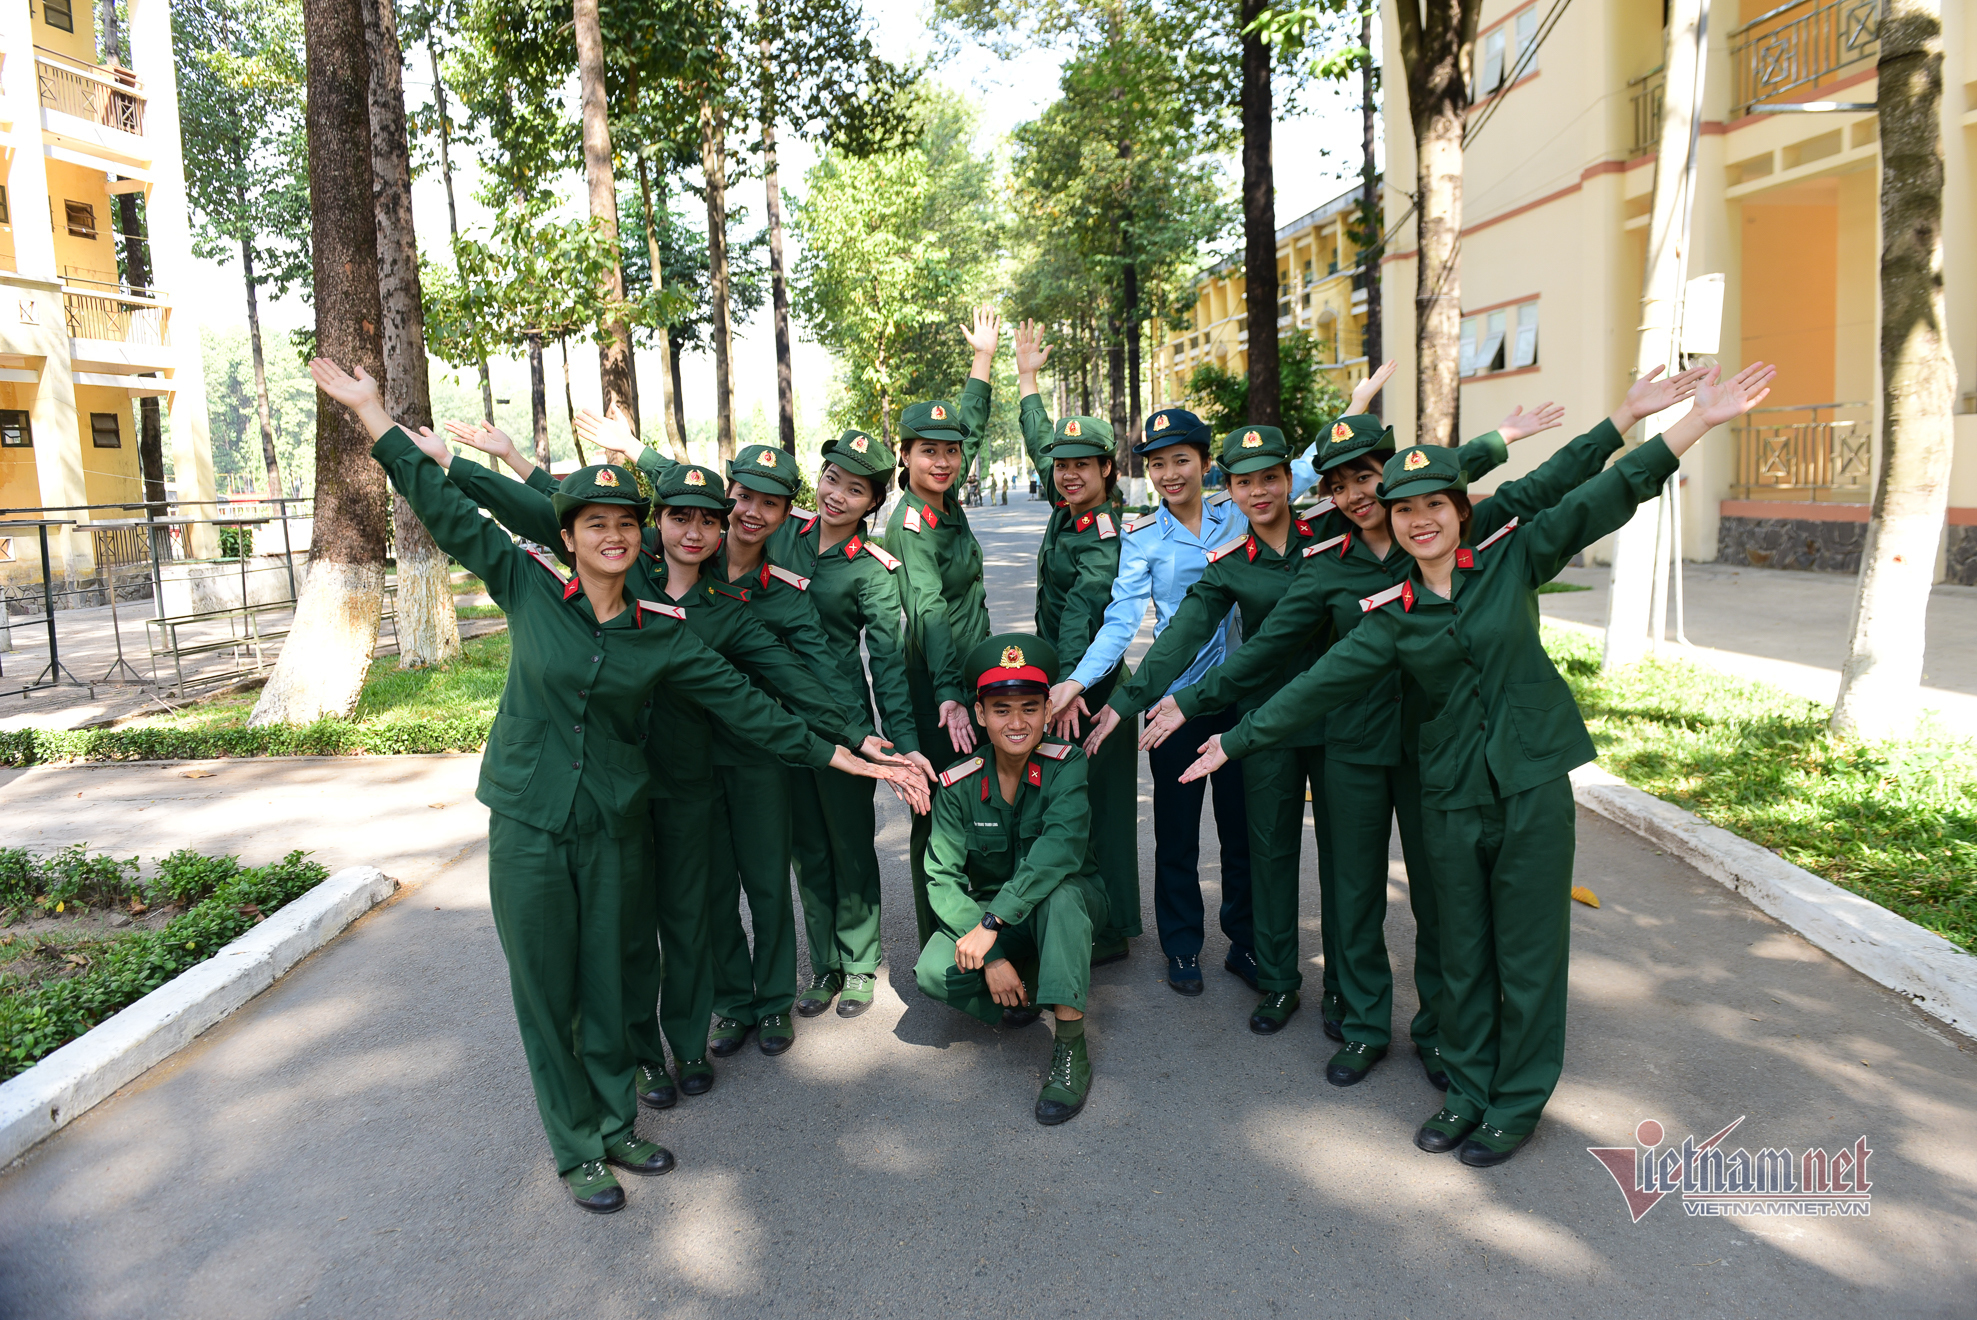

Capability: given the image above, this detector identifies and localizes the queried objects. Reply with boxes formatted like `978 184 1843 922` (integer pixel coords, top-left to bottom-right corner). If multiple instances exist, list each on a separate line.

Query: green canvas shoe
1417 1043 1450 1092
1248 990 1300 1035
1415 1107 1478 1155
1090 936 1130 967
562 1159 625 1214
758 1013 795 1056
635 1061 677 1110
1035 1032 1091 1126
677 1058 715 1097
836 971 877 1018
708 1016 752 1058
604 1133 675 1176
1324 1041 1387 1087
1458 1124 1531 1168
795 971 842 1018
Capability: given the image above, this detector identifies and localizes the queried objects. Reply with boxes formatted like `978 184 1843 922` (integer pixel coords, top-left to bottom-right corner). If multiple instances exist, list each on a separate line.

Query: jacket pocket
1505 676 1581 759
596 734 652 819
484 715 547 797
1323 695 1381 750
1414 712 1463 799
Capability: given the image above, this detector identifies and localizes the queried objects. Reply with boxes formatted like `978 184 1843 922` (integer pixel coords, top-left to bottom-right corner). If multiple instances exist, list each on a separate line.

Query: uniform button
1473 688 1481 698
579 689 587 698
1447 626 1456 636
571 761 581 770
574 724 583 733
591 655 600 663
593 629 602 638
1478 722 1486 731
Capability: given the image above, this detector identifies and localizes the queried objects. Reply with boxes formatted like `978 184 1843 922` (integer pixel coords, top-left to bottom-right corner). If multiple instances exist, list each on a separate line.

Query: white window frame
1479 28 1506 94
1510 301 1539 369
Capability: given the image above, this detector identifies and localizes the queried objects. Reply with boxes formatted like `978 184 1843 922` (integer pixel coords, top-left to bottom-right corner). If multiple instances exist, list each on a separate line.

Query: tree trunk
427 39 493 422
636 153 689 461
241 234 284 497
1832 0 1955 739
113 189 166 517
1239 0 1279 426
1106 308 1127 442
365 0 459 669
561 334 586 465
572 0 638 430
98 0 122 62
1123 256 1142 475
762 117 797 453
527 332 550 467
669 333 689 456
1399 0 1478 447
701 98 737 462
1360 4 1383 413
252 0 388 727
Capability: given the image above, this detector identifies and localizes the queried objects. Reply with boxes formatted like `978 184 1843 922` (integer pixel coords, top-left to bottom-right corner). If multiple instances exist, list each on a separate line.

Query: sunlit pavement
0 504 1971 1318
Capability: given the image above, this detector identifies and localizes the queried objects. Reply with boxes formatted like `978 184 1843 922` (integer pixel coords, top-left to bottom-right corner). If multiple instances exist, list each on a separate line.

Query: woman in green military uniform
914 633 1105 1126
767 430 935 1019
890 309 1001 948
1029 414 1141 965
1180 363 1775 1167
308 358 905 1214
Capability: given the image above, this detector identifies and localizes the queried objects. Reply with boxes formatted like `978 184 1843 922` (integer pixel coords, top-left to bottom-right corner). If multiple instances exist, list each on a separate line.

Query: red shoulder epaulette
526 548 568 583
1034 741 1074 760
763 563 810 591
1306 496 1337 517
1359 581 1410 613
864 542 901 571
1303 533 1350 558
938 755 985 788
1476 517 1519 551
635 599 686 626
902 503 924 533
1206 535 1249 564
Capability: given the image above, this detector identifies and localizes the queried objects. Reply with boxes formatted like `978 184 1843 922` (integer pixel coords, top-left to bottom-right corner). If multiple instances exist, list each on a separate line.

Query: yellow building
0 0 216 588
1154 181 1376 410
1379 0 1977 582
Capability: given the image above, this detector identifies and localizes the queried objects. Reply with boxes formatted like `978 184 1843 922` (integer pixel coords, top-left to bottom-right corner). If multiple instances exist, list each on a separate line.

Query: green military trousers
913 881 1109 1027
906 662 972 951
486 802 644 1175
626 790 718 1068
1238 743 1338 999
1320 756 1442 1052
1425 774 1577 1136
706 756 800 1024
789 765 885 976
1083 666 1142 944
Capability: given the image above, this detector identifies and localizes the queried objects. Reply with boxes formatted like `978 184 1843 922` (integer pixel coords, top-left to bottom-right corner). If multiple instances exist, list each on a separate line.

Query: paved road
2 502 1973 1319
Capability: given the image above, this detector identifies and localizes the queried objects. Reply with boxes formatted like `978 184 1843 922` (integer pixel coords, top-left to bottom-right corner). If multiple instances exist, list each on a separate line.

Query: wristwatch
979 911 1007 932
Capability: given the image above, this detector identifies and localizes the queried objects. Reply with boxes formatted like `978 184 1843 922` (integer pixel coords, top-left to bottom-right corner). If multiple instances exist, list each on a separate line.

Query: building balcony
1729 402 1872 501
36 49 151 172
62 279 176 374
1729 0 1879 116
1628 65 1664 158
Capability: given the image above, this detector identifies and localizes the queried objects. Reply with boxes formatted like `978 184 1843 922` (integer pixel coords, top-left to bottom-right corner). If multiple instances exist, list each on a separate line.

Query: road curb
1570 764 1977 1039
0 865 398 1167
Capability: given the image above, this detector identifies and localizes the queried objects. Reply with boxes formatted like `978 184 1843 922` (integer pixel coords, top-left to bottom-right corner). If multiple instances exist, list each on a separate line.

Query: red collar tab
846 533 862 559
1246 535 1259 562
759 562 773 587
1340 532 1353 557
801 514 819 535
1401 580 1416 612
1074 512 1095 532
921 503 940 529
981 776 992 802
1455 548 1475 569
1294 518 1313 538
1025 761 1042 788
562 576 583 602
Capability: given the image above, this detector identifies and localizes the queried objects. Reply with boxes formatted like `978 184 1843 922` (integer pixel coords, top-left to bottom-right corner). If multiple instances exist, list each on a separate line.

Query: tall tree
1238 0 1279 426
425 33 493 422
251 0 390 725
363 0 461 668
1832 0 1956 738
701 94 739 460
634 150 689 460
1393 0 1482 446
572 0 638 427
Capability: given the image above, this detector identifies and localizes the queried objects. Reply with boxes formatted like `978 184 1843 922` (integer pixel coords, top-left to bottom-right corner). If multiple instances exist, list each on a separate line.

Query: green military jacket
923 740 1105 943
771 512 921 756
1106 430 1513 746
1221 437 1683 808
1036 501 1127 704
1018 392 1127 515
373 428 835 836
887 377 994 709
446 459 858 795
1175 420 1628 766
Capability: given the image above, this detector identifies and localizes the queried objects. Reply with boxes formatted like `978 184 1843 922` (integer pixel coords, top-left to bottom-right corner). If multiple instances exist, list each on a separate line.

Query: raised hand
1176 733 1230 784
903 750 938 785
408 427 452 467
1047 679 1085 720
1015 319 1053 380
575 407 641 463
1348 359 1397 415
308 358 381 411
1498 402 1565 443
1138 695 1188 750
443 419 518 459
937 700 978 756
1613 363 1710 432
1082 704 1120 757
1049 694 1088 742
1691 361 1776 427
962 305 1002 358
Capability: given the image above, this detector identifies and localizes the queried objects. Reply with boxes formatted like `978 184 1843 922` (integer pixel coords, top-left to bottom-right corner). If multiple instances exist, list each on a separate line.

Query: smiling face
658 505 725 565
725 483 791 548
974 692 1048 763
904 438 963 496
1052 454 1111 511
1144 445 1206 506
1228 464 1291 526
816 462 880 530
1387 490 1470 565
1323 457 1388 531
560 504 645 579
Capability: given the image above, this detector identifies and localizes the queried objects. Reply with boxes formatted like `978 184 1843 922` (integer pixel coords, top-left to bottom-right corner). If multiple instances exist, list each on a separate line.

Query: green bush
151 849 243 907
0 712 495 767
0 850 328 1081
217 525 255 558
0 845 142 917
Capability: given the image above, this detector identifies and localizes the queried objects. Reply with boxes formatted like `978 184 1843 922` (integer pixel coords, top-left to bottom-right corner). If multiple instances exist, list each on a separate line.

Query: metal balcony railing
1730 0 1880 116
1628 64 1666 158
63 291 167 345
35 52 147 135
1730 402 1872 499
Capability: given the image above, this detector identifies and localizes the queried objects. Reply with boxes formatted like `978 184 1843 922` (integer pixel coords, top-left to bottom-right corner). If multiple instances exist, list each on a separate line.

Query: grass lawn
1544 623 1977 954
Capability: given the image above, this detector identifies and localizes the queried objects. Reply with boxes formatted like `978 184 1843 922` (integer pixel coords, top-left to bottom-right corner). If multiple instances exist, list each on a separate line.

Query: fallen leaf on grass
1570 886 1600 908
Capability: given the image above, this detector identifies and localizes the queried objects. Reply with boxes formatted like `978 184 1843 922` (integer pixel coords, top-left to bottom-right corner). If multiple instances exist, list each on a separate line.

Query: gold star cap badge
595 468 620 487
1153 413 1170 431
931 404 948 421
760 449 777 467
1240 431 1263 449
1403 449 1431 471
1065 419 1082 436
999 644 1025 669
1331 421 1352 441
850 435 869 452
684 468 707 486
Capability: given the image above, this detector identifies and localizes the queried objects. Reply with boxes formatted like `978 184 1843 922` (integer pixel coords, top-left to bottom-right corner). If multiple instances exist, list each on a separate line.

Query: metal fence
1629 65 1665 158
1730 0 1881 115
62 291 167 345
34 53 146 135
1730 402 1873 500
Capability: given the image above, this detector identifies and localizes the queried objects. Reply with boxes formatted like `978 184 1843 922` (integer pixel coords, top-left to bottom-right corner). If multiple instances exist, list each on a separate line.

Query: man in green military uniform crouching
913 633 1107 1126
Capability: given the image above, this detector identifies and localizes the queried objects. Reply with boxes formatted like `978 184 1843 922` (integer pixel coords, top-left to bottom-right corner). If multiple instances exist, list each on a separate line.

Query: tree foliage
1185 330 1348 452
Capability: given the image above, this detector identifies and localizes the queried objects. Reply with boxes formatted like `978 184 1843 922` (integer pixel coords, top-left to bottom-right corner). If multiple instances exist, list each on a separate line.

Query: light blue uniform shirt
1068 493 1250 696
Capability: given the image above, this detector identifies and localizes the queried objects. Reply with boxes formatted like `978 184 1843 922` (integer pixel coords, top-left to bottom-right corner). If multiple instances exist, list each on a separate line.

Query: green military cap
820 428 896 487
727 443 799 497
551 464 650 521
652 462 735 512
1217 423 1292 475
965 632 1058 697
1378 445 1468 501
1315 413 1397 473
1043 415 1113 461
899 399 968 445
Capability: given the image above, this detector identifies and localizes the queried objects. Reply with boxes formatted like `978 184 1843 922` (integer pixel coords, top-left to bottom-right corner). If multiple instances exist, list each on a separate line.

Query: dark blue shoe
1165 954 1204 996
1223 946 1260 992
